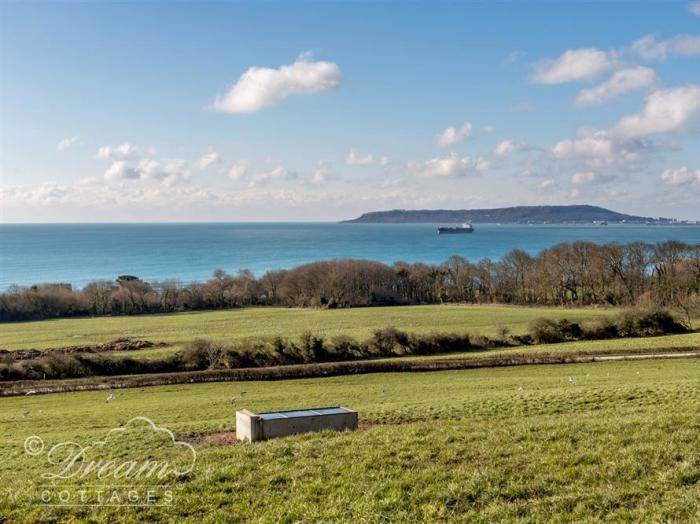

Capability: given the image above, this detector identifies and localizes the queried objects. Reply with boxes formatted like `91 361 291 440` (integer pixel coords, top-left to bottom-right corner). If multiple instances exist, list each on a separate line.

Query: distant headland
342 205 694 225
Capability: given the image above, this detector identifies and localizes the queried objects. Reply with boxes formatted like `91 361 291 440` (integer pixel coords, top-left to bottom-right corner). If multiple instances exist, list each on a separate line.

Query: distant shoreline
342 204 698 225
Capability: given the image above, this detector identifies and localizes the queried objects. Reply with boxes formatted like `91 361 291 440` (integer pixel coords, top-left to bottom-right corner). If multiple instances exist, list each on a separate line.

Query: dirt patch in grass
188 430 241 446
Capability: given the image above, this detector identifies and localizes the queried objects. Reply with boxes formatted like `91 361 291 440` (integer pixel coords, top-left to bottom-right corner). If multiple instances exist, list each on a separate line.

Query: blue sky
1 0 700 221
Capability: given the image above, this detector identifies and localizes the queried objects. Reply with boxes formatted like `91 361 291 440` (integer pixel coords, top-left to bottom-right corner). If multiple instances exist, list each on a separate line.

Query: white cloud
96 142 146 160
482 125 496 134
575 66 658 106
538 179 556 189
345 149 388 166
198 148 220 169
311 161 332 184
212 53 341 114
410 153 477 178
660 167 700 186
475 157 491 172
227 161 249 180
550 129 653 173
56 137 77 152
103 158 189 185
691 2 700 16
494 139 520 156
612 85 700 137
248 166 297 187
630 34 700 60
436 123 472 146
104 160 140 180
531 48 616 84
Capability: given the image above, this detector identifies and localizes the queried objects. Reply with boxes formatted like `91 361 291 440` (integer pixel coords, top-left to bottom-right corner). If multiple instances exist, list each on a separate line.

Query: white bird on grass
106 393 116 402
230 392 247 405
568 375 576 383
25 390 36 396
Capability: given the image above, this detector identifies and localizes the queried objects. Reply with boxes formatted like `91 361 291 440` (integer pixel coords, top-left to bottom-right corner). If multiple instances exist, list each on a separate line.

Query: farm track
2 346 698 397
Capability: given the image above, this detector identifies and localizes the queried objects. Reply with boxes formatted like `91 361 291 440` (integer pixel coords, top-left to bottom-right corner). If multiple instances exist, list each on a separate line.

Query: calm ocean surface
1 223 699 290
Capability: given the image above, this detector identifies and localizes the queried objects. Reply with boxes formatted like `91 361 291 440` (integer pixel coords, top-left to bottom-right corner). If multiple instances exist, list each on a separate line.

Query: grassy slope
0 304 617 350
1 358 699 521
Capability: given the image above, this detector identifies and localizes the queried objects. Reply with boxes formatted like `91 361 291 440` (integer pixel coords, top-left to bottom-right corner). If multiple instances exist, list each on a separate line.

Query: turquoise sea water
0 223 698 290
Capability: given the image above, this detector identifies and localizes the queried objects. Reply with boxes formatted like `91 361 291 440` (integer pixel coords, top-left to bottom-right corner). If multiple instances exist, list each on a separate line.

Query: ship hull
437 228 474 234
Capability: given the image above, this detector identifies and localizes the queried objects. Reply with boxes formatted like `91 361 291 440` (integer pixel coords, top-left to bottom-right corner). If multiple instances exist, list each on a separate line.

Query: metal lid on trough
257 406 354 420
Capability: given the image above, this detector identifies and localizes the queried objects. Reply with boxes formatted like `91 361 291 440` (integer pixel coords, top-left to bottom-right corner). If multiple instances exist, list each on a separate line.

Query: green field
0 304 617 350
1 357 698 521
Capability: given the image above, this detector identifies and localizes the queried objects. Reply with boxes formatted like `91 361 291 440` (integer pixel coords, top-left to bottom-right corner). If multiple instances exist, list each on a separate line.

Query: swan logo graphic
24 416 197 507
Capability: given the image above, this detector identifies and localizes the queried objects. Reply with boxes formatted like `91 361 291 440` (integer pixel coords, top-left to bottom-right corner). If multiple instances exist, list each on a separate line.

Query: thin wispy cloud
56 137 77 152
575 66 658 106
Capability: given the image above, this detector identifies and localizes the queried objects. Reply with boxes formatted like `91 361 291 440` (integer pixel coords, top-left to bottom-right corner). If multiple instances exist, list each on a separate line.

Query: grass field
0 357 698 521
0 304 617 350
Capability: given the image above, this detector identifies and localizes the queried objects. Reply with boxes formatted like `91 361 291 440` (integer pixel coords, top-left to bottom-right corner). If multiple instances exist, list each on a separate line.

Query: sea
1 223 699 290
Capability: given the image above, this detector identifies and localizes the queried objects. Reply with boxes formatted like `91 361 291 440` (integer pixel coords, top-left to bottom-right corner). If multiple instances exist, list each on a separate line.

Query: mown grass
1 358 698 521
0 304 617 350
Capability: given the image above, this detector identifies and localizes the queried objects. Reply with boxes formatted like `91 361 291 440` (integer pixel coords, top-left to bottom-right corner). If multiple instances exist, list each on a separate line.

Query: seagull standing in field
25 390 36 396
106 393 116 402
230 392 247 405
568 375 576 383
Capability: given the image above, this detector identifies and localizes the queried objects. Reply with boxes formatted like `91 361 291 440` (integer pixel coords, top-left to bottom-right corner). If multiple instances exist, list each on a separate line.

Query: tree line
1 240 698 322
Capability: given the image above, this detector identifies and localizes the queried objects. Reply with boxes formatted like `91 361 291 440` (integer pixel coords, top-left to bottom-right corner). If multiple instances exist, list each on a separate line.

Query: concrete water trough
236 406 358 442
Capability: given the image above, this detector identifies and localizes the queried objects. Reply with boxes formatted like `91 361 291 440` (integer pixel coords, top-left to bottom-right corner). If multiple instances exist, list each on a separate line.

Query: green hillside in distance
343 205 683 224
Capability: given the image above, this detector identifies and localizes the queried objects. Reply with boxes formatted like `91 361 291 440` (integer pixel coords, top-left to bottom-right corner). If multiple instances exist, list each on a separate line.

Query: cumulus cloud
531 48 616 84
612 85 700 137
575 66 658 106
104 158 190 185
538 179 556 189
104 161 140 180
96 142 149 161
494 139 523 157
630 34 700 60
660 166 700 186
227 161 249 180
410 153 481 178
198 148 220 169
436 123 472 146
56 137 77 152
345 149 388 166
212 53 341 113
550 129 654 173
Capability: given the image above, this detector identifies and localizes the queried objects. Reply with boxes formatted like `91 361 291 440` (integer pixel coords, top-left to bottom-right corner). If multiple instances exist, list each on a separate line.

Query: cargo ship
437 223 474 234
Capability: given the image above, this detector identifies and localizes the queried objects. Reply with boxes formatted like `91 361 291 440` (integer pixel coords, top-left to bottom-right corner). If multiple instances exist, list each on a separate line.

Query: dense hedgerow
0 308 687 381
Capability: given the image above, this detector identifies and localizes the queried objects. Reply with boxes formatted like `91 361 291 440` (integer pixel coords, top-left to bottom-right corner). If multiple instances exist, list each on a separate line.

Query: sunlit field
1 358 698 521
0 304 617 350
